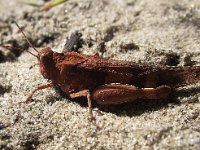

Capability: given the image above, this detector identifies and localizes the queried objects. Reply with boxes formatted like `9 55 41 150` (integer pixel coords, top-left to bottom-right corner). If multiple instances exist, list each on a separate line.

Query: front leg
92 84 171 105
21 83 54 103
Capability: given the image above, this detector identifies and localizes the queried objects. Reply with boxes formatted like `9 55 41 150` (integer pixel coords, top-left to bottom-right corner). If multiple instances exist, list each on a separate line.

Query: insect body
34 46 200 110
13 22 200 120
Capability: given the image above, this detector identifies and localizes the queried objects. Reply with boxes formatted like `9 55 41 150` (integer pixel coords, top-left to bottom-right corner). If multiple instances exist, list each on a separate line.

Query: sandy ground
0 0 200 149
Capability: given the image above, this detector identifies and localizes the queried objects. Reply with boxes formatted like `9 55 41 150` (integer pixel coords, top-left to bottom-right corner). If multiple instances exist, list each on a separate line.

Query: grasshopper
11 22 200 120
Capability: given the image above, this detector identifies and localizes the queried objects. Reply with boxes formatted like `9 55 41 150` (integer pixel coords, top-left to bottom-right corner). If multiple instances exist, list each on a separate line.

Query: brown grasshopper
12 22 200 120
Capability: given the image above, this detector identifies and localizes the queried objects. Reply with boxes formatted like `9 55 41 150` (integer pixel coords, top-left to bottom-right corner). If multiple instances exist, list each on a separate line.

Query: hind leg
91 84 171 105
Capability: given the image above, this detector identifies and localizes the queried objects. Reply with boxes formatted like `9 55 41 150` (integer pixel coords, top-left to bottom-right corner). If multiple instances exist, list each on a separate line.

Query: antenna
13 20 39 53
0 44 38 58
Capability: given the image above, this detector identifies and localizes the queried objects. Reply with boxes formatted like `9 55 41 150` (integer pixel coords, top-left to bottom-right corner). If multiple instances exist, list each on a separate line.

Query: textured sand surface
0 0 200 149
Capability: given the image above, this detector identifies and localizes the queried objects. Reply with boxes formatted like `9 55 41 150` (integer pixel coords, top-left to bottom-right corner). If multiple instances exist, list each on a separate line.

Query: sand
0 0 200 149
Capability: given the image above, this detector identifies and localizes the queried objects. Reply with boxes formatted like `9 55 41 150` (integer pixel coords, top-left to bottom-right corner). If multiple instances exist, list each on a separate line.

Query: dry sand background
0 0 200 149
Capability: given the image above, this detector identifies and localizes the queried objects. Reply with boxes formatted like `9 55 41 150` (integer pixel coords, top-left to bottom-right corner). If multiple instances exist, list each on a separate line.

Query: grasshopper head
38 47 54 79
13 21 57 81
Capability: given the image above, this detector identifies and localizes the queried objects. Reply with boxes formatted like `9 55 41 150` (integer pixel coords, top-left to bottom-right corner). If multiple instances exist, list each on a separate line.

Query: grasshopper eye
40 54 51 65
